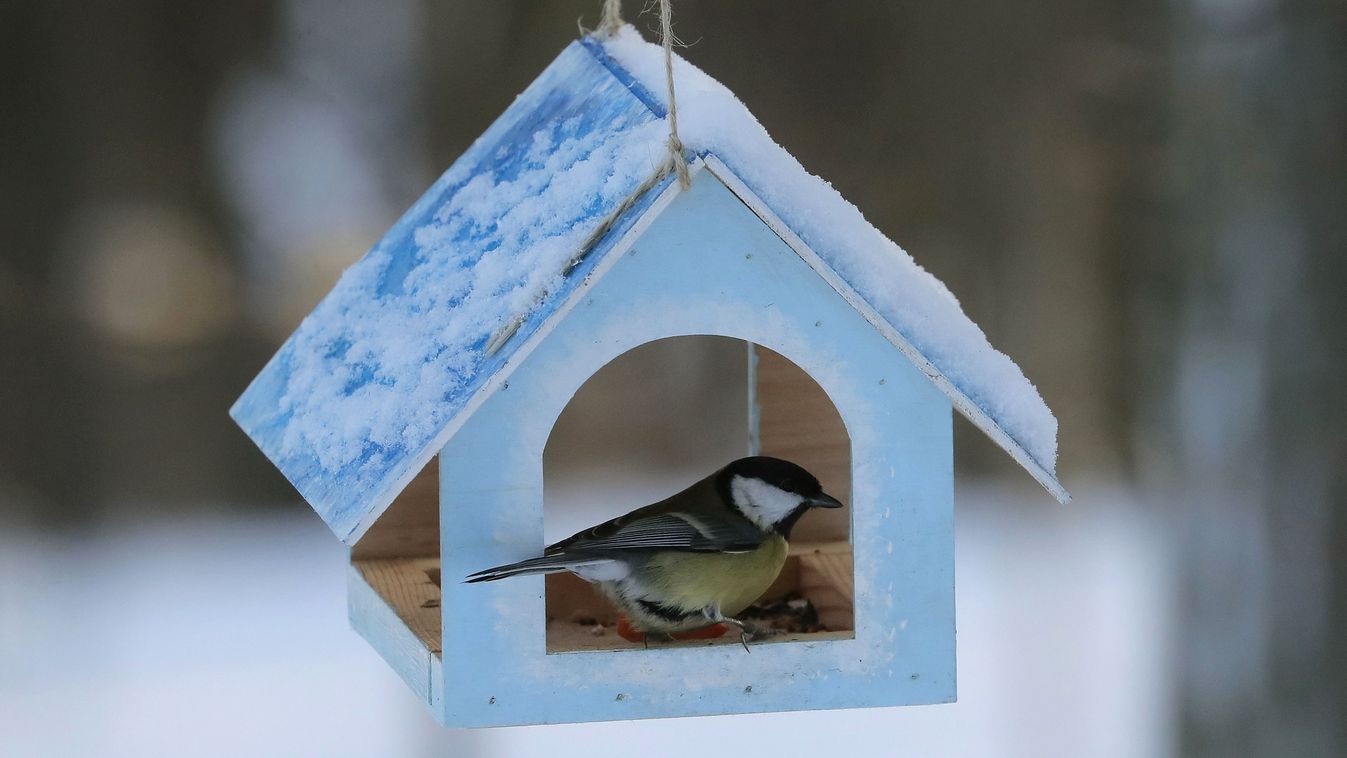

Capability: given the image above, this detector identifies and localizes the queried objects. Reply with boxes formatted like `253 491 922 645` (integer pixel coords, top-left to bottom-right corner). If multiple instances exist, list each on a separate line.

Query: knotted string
594 0 690 190
598 0 623 37
658 0 692 189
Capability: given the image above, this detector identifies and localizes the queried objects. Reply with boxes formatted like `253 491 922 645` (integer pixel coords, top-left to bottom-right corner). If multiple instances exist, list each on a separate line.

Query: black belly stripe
637 598 696 622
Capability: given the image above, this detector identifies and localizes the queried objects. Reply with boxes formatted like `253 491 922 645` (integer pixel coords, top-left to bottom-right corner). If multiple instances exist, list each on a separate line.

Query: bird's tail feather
464 554 591 583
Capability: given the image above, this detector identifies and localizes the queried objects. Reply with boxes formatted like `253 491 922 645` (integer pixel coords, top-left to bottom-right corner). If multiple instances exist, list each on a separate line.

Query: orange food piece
617 615 728 643
616 616 645 643
671 624 729 640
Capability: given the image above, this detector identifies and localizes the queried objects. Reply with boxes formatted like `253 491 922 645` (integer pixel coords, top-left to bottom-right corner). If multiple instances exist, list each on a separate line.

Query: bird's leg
703 604 754 653
723 616 754 654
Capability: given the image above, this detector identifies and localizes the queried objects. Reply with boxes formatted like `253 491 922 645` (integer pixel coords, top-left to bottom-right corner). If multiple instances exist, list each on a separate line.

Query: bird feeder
231 27 1068 728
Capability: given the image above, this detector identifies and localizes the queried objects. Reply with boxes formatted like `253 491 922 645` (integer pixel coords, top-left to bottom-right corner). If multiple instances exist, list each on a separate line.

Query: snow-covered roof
231 28 1065 542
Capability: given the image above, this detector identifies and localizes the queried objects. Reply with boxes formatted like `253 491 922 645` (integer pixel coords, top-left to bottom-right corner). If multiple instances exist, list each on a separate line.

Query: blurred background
1 1 1343 756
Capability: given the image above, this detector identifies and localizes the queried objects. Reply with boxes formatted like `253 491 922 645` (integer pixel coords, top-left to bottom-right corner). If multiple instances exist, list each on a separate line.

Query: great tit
465 456 844 649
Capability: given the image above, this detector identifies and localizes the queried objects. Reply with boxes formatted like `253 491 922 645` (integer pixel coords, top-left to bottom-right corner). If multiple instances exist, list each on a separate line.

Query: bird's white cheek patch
730 475 805 531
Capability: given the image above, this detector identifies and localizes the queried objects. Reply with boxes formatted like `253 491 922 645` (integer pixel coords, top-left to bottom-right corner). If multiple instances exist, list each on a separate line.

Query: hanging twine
658 0 692 189
594 0 689 189
598 0 623 37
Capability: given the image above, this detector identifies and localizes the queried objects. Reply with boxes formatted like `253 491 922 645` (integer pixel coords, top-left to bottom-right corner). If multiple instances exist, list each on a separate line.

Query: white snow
603 27 1059 472
0 486 1164 755
251 41 669 495
235 31 1060 533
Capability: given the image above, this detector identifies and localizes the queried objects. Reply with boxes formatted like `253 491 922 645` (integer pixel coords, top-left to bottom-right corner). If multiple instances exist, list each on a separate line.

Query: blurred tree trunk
1155 0 1347 754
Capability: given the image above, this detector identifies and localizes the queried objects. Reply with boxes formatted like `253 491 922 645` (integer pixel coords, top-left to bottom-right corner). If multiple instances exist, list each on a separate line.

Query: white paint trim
701 154 1071 505
344 159 709 543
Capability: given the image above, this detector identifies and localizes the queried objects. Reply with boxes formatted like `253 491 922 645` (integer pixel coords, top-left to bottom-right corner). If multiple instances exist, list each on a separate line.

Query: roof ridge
579 35 667 118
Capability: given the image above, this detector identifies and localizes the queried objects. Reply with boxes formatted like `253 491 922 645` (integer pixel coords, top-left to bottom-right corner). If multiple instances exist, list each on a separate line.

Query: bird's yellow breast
642 534 789 617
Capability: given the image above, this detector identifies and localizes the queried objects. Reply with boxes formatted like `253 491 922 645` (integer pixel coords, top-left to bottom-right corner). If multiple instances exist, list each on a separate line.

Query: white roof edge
340 160 705 544
702 155 1071 505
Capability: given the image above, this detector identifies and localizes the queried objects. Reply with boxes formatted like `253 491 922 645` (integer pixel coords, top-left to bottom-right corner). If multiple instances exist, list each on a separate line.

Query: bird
464 456 843 650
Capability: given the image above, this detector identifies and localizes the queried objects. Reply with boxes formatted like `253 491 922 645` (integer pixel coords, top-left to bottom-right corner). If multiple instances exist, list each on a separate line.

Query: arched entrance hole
543 335 855 652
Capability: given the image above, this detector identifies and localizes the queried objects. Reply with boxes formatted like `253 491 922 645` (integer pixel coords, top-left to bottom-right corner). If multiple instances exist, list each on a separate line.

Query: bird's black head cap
716 456 839 536
720 456 824 498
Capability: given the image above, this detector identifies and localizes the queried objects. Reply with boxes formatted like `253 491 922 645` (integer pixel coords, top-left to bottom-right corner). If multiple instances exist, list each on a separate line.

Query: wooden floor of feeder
352 556 443 655
352 541 854 658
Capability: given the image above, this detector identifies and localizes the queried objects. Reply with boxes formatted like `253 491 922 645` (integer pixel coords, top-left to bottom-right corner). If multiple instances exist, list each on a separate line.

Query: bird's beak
807 492 844 509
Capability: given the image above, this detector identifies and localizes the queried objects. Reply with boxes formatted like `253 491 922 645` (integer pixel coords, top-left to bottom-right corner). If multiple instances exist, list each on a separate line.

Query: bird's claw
702 604 755 653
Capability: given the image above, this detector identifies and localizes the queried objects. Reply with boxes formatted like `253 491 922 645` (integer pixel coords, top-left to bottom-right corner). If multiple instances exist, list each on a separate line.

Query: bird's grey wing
545 510 763 556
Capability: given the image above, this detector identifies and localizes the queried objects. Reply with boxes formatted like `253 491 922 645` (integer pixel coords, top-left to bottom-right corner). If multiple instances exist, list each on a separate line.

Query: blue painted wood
229 40 668 541
232 34 1060 547
437 169 954 727
346 564 442 706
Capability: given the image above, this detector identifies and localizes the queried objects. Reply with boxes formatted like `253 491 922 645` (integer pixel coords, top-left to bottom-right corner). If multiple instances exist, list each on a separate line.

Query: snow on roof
600 27 1058 472
232 29 1062 541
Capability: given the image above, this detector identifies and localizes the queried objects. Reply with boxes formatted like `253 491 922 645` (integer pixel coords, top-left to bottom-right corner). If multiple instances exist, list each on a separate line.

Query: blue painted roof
231 40 679 539
233 33 1064 542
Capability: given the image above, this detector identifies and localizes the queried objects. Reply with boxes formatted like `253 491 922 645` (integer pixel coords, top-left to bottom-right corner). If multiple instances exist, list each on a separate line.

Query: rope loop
658 0 691 189
598 0 623 37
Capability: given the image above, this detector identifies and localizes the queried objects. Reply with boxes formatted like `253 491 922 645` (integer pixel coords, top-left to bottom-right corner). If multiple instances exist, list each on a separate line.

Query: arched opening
543 335 854 652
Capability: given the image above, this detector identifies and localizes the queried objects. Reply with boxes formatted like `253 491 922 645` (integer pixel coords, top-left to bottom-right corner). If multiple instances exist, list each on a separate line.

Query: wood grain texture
796 548 856 631
350 542 853 659
754 346 852 542
352 456 440 560
347 563 440 705
352 557 443 654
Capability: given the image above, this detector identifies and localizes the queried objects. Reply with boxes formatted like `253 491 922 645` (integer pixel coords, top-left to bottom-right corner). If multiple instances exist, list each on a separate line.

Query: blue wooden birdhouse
231 27 1067 728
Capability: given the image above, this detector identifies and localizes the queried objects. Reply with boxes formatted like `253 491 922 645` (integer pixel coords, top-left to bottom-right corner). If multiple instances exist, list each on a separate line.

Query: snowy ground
0 482 1173 757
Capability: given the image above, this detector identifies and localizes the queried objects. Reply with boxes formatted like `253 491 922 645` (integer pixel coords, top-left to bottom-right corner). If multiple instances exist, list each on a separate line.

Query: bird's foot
702 605 757 653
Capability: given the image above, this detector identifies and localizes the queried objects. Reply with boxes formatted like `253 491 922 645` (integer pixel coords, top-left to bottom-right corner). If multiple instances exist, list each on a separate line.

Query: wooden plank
754 346 852 542
352 456 439 560
352 557 442 654
787 540 851 556
347 563 437 704
797 550 856 631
